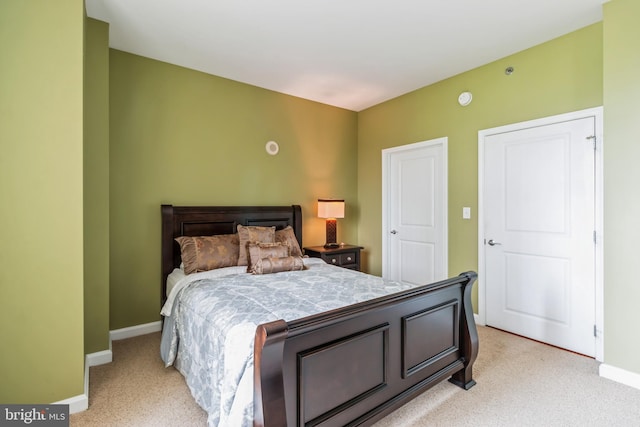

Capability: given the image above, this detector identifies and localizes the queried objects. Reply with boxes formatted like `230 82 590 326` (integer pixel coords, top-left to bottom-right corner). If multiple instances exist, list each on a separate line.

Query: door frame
477 107 604 361
381 137 448 280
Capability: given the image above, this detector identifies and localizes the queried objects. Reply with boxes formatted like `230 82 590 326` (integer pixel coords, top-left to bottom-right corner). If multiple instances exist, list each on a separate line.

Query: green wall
109 51 358 328
602 0 640 376
357 24 603 309
84 17 110 354
0 0 85 402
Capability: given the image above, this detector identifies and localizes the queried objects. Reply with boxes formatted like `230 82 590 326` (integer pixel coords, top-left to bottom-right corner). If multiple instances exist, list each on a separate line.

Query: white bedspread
160 258 414 426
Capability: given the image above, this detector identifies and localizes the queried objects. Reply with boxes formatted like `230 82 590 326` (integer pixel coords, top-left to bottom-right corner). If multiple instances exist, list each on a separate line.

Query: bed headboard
160 204 303 305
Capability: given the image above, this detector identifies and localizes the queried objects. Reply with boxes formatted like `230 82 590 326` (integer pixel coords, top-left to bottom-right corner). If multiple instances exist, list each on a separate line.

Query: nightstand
303 245 363 271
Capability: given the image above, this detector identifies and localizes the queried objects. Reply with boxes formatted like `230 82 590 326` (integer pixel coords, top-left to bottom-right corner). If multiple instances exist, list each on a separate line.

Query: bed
160 204 478 427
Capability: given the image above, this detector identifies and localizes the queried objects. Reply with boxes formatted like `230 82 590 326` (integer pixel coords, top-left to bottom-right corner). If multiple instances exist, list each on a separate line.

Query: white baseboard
474 313 484 326
54 392 88 414
110 320 162 341
86 347 113 367
599 363 640 391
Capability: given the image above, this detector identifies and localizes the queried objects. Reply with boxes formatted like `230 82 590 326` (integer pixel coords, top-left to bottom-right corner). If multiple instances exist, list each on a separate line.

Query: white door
382 138 447 285
483 117 596 357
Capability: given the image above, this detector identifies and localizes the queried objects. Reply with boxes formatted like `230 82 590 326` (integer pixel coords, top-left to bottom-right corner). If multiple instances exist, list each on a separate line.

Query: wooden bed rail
254 271 478 427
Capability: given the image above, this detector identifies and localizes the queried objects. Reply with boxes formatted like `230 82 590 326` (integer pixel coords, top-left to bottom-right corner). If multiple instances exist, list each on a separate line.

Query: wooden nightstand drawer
326 252 356 267
303 245 363 271
338 252 357 266
325 254 341 266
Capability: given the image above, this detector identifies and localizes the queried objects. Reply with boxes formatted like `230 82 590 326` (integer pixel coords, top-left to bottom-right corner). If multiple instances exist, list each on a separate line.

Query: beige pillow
175 234 239 274
237 225 276 266
247 242 290 273
251 255 305 275
275 226 303 257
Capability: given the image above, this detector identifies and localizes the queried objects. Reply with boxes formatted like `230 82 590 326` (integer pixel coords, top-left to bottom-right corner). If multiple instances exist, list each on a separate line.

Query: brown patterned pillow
275 226 302 257
247 242 290 273
251 255 305 275
237 225 276 266
175 234 239 274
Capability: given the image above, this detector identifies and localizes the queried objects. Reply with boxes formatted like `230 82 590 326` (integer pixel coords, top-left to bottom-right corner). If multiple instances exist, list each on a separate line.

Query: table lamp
318 199 345 249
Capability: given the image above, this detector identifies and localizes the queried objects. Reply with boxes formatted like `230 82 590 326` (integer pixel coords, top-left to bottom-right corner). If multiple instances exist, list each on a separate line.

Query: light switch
462 207 471 219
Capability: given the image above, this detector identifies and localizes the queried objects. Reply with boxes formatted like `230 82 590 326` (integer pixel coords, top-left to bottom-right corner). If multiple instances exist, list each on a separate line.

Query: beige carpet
70 326 640 426
70 332 207 426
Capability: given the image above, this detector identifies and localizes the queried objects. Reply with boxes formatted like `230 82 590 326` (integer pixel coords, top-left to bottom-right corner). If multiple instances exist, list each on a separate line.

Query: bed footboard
254 271 478 427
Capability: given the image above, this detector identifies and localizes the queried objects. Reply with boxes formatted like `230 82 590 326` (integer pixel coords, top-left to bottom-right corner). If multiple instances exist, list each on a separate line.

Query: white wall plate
265 140 279 155
458 91 473 106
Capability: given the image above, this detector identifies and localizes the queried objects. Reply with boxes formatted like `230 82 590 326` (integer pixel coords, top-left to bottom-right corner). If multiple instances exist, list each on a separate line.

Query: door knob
487 239 502 246
390 230 398 234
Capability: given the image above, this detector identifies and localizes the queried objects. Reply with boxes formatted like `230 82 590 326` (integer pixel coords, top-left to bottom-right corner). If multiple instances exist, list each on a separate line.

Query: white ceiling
85 0 605 112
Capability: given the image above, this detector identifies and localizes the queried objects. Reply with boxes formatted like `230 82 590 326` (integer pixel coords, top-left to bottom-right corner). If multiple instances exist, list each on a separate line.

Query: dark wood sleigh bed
161 204 478 427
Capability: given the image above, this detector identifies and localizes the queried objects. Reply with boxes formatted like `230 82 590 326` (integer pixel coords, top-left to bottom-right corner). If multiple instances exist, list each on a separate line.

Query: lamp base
324 218 338 249
323 242 340 249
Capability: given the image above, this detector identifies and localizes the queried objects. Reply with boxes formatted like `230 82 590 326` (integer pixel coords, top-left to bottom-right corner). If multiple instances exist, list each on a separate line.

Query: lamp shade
317 199 345 219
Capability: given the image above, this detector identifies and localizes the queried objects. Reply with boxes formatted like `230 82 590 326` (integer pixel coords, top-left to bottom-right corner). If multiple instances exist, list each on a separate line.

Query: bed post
448 271 479 390
161 204 175 306
291 205 303 250
254 319 289 427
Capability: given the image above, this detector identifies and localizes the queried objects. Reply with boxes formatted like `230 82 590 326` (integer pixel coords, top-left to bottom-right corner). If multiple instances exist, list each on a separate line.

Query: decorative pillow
237 225 276 266
175 234 239 274
251 255 305 275
275 225 303 257
247 242 290 272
